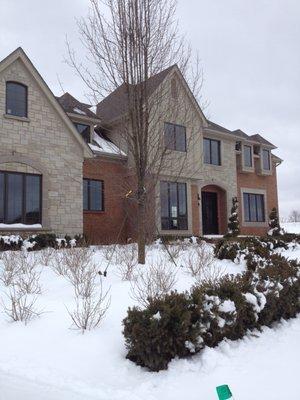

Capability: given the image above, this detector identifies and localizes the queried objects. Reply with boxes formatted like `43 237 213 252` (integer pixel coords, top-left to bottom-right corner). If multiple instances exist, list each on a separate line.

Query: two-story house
0 48 281 242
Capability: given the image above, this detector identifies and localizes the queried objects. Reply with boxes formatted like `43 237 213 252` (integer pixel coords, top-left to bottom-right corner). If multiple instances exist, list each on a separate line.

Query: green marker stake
216 385 233 400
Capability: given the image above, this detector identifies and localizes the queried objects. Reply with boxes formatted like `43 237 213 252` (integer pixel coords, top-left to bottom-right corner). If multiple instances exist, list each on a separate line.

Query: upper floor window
74 123 91 143
262 149 271 170
243 192 265 222
160 181 188 230
204 138 221 166
83 179 104 211
6 82 28 118
0 171 42 225
244 145 252 168
164 122 186 152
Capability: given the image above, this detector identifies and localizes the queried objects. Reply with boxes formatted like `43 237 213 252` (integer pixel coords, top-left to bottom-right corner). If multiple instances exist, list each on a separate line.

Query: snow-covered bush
226 197 240 237
123 252 300 371
268 207 284 237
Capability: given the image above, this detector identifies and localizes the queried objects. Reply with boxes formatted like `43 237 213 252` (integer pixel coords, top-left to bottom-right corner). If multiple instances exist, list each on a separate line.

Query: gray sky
0 0 299 218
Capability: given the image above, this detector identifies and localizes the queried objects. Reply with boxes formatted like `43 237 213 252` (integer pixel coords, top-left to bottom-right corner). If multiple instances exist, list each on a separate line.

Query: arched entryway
201 185 227 235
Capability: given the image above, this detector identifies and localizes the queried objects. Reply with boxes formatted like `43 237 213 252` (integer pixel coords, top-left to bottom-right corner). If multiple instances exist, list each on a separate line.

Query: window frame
243 192 265 223
262 148 271 171
243 144 253 168
83 178 104 212
74 123 91 143
6 81 28 118
0 170 42 225
160 181 188 231
203 137 221 166
164 122 187 152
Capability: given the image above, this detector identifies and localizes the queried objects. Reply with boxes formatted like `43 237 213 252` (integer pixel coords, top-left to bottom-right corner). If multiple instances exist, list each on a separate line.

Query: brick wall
83 157 128 244
237 160 279 236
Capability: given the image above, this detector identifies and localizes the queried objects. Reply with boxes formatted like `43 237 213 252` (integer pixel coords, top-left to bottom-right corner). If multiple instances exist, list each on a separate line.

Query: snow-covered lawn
282 222 300 234
0 238 299 400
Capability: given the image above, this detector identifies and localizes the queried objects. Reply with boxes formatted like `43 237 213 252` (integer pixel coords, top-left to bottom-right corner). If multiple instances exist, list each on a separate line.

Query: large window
0 171 42 225
74 123 91 143
243 193 265 222
204 138 221 165
160 181 188 230
6 82 28 118
164 123 186 152
262 149 271 170
244 145 252 167
83 179 104 211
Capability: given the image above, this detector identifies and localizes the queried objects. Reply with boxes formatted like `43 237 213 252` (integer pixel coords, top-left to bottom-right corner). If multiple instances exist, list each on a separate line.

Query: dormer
56 92 101 143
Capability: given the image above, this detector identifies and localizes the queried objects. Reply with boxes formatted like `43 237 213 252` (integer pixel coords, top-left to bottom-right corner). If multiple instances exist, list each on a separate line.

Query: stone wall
0 58 85 236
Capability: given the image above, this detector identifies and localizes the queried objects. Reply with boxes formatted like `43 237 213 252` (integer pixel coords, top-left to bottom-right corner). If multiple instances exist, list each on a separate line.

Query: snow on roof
73 107 86 115
88 131 126 157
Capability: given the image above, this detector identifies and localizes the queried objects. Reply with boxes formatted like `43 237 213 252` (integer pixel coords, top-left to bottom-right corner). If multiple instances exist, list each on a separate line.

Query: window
74 123 91 143
0 171 41 225
164 123 186 152
204 138 221 165
262 149 270 170
160 181 188 230
6 82 28 117
83 179 104 211
244 145 252 167
243 193 265 222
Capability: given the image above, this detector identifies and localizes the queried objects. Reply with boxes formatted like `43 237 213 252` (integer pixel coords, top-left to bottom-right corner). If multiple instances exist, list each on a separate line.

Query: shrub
124 246 300 371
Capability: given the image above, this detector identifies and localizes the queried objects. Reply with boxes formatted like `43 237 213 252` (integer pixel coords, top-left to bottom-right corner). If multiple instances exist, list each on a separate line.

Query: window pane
169 183 178 219
25 175 41 224
175 126 186 151
74 123 90 143
204 138 211 164
83 180 88 210
256 194 265 222
249 194 257 222
178 183 187 216
160 182 169 218
90 180 102 211
164 123 175 150
244 145 252 167
7 173 23 224
211 140 220 165
243 193 250 222
0 173 4 223
263 149 270 170
6 82 27 117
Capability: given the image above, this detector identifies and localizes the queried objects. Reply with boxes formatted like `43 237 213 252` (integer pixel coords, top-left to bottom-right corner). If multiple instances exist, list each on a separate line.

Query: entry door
202 192 219 235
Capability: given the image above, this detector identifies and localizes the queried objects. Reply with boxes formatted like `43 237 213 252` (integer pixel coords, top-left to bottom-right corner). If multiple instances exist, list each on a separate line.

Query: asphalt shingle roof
56 92 99 119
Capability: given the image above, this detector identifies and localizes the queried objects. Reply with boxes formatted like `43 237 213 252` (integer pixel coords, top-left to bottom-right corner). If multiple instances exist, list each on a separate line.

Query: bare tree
66 0 204 263
289 210 300 223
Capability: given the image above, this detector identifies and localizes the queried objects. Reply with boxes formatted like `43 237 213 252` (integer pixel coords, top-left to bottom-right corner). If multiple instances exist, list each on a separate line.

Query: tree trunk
137 200 146 264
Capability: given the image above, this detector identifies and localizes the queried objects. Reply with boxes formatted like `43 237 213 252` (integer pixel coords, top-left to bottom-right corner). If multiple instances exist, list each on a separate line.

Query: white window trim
241 187 268 227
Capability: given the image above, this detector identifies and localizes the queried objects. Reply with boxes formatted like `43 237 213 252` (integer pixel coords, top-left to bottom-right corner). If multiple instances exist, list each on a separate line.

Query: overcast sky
0 0 299 218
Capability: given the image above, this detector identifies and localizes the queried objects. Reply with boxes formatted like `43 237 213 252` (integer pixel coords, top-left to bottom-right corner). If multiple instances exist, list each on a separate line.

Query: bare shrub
167 245 181 261
50 250 69 276
116 244 138 281
131 260 177 307
67 277 110 333
102 245 116 262
0 251 20 286
184 242 215 277
3 285 41 324
38 247 56 266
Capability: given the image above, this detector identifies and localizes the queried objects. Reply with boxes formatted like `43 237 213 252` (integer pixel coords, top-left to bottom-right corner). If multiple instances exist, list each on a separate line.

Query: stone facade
0 52 88 236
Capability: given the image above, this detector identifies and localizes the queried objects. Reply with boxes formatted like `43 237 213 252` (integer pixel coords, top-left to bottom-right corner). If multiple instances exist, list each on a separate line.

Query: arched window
6 81 28 118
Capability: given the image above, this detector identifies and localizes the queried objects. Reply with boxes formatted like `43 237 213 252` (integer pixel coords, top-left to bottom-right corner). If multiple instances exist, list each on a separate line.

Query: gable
0 48 92 157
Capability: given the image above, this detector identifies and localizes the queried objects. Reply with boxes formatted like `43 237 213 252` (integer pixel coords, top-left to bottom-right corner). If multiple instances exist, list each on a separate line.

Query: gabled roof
249 134 276 148
0 47 93 157
97 65 176 122
56 92 100 120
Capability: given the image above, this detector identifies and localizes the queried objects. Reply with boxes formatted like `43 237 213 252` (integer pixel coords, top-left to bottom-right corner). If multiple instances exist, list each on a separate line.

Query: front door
202 191 219 235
